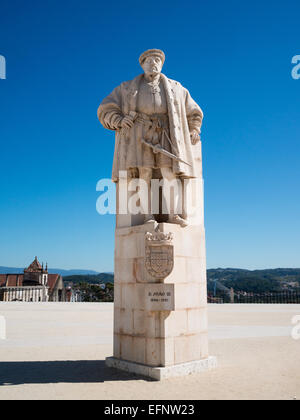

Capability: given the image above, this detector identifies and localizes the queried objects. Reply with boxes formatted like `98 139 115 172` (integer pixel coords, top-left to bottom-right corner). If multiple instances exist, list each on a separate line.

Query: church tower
42 263 49 286
23 256 48 286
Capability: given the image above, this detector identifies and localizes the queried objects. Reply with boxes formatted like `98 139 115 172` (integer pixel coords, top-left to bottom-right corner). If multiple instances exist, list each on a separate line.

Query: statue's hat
139 49 165 66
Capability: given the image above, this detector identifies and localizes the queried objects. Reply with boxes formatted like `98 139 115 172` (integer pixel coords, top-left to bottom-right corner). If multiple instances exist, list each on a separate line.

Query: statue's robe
98 73 203 182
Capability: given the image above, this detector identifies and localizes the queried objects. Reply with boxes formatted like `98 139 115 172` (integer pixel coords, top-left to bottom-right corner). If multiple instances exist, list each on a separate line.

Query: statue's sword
141 138 192 167
126 111 192 167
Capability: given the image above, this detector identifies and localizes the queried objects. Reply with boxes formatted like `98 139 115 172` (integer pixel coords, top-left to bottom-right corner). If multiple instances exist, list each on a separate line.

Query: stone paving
0 303 299 400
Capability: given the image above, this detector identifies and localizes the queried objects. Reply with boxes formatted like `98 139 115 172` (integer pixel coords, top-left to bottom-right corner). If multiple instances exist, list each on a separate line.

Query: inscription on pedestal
145 283 174 311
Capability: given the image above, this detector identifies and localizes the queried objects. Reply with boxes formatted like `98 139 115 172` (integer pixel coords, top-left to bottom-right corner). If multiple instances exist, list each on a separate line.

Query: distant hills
63 273 114 285
0 266 100 276
1 266 299 293
207 268 300 293
61 267 300 293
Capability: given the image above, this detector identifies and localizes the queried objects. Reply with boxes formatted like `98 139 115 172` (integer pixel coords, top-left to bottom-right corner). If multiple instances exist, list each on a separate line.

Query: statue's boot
168 214 188 228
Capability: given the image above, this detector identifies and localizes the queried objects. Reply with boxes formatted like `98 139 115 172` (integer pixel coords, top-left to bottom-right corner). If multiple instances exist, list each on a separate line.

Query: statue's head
139 49 165 76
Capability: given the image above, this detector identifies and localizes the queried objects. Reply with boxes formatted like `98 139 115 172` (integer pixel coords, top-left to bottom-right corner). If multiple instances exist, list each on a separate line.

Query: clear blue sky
0 0 299 272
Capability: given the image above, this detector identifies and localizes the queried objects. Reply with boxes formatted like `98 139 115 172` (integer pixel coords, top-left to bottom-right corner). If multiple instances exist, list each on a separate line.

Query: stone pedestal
107 220 216 379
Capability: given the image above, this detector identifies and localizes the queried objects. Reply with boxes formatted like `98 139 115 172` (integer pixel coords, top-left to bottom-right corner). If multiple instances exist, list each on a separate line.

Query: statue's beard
144 69 161 80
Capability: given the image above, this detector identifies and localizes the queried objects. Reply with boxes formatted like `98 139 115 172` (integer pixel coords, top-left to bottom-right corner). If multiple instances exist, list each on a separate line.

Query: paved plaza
0 303 299 400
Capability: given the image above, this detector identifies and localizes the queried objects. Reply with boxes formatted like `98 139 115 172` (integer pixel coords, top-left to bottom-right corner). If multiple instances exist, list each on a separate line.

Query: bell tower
23 257 47 286
42 263 48 286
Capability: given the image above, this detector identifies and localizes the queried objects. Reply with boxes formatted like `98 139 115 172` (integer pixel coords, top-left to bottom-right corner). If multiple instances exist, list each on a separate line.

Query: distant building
0 257 66 302
65 283 83 302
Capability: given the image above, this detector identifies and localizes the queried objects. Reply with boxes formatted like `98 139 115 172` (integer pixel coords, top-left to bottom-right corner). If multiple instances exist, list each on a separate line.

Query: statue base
106 356 217 381
111 222 214 374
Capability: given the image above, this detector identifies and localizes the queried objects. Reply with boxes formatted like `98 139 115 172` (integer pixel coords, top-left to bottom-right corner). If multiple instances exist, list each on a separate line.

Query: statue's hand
190 129 200 145
121 115 135 129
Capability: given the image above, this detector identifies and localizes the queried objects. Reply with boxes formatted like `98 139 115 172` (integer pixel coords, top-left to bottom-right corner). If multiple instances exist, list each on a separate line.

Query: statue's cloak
98 74 203 181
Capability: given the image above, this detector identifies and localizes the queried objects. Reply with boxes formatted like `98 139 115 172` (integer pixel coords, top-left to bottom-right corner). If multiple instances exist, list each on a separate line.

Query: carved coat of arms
145 232 174 280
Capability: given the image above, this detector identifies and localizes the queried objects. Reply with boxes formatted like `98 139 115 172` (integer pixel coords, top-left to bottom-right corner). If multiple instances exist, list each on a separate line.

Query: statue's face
141 55 163 75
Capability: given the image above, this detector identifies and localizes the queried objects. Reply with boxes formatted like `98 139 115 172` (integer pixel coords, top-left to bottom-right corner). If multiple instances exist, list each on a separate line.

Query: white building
0 257 66 302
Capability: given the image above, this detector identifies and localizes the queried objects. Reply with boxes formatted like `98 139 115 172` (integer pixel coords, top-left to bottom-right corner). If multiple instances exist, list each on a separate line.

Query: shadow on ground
0 360 153 385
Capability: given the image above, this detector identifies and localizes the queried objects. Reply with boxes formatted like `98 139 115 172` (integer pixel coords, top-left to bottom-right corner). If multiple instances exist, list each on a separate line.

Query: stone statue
98 49 203 227
99 50 216 379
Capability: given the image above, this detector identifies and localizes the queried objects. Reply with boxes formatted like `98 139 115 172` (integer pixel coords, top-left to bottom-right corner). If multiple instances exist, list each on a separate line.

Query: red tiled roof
47 274 60 293
6 274 24 287
6 275 17 287
0 272 61 292
18 275 24 287
0 275 7 287
24 256 43 273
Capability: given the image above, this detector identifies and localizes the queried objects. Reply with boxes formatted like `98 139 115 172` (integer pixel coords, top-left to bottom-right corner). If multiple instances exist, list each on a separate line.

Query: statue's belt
134 112 169 130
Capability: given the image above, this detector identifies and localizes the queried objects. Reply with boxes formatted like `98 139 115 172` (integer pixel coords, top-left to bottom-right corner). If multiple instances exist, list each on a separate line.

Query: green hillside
63 268 300 294
63 273 114 285
207 268 300 293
